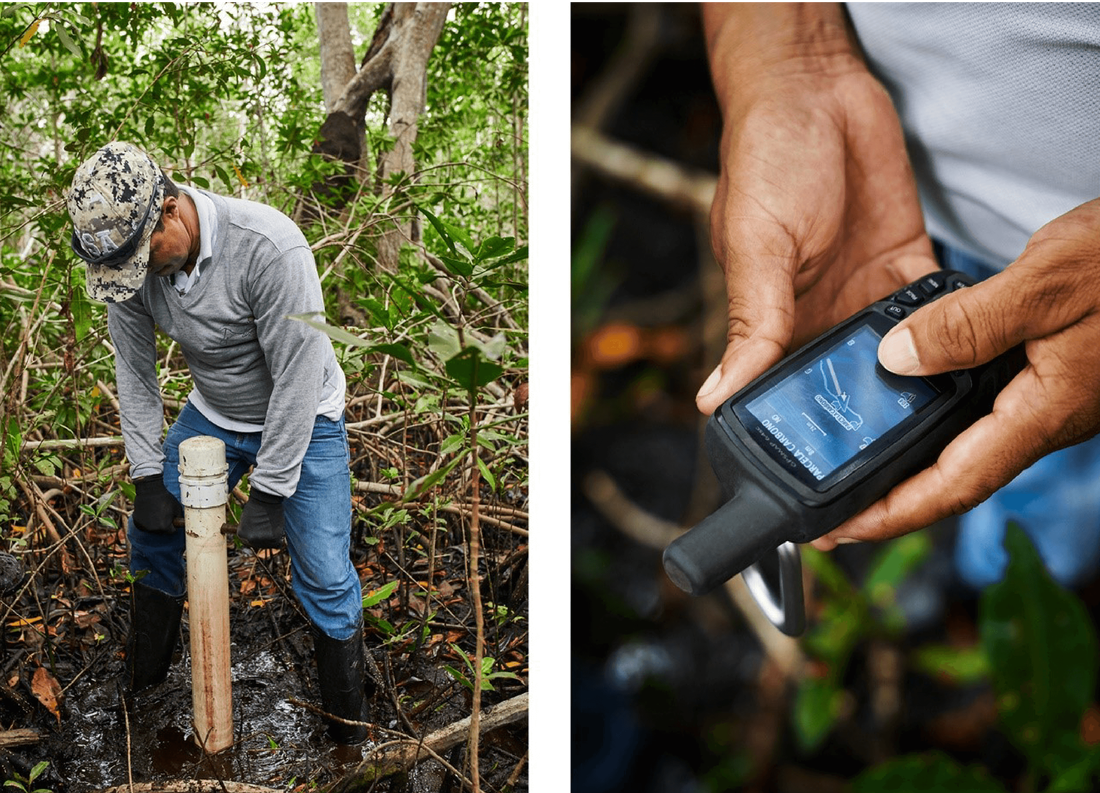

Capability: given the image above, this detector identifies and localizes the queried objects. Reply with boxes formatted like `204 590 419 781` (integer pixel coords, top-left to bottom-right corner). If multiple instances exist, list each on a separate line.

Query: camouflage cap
67 141 164 303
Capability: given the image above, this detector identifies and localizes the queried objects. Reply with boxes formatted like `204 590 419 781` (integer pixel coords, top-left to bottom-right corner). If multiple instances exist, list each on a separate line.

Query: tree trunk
373 3 449 272
315 3 357 115
307 2 450 271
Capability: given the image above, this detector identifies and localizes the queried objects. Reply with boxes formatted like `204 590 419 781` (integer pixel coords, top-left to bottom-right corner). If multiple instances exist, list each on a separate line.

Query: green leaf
1048 744 1100 792
476 456 496 492
912 643 990 684
439 433 466 455
368 343 415 367
792 677 844 753
27 761 48 783
362 580 399 608
401 455 465 503
396 369 435 390
441 219 475 256
482 244 528 270
863 533 931 604
445 346 503 393
852 752 1007 792
55 23 81 57
70 270 94 342
427 321 462 361
438 254 473 279
474 235 514 262
286 312 370 347
803 597 865 666
800 546 856 598
443 664 473 691
979 523 1099 776
417 205 458 257
476 332 507 361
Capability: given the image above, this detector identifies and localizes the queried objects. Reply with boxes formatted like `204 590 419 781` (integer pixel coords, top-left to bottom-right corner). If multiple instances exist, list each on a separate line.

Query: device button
893 287 923 306
885 304 907 320
918 274 946 297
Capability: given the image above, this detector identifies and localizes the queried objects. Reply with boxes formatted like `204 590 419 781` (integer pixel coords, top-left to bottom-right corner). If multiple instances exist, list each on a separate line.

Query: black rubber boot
124 581 184 695
313 624 370 744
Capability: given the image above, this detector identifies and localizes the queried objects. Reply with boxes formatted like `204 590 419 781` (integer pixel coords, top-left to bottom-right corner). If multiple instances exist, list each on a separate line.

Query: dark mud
2 523 528 791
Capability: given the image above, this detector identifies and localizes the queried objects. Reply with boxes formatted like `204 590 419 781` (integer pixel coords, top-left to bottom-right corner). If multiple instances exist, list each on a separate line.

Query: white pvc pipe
178 436 233 753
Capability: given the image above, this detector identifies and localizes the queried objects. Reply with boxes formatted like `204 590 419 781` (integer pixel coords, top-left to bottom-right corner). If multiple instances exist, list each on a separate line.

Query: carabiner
741 542 805 636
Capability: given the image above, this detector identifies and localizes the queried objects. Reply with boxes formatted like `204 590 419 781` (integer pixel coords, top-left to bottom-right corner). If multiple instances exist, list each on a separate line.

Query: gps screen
744 325 939 483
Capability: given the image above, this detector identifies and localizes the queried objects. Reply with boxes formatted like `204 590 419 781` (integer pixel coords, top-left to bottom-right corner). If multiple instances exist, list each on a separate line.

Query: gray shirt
848 3 1100 267
108 189 345 497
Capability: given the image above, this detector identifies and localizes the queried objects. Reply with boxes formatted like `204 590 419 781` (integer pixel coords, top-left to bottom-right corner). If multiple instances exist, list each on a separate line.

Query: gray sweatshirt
107 189 345 497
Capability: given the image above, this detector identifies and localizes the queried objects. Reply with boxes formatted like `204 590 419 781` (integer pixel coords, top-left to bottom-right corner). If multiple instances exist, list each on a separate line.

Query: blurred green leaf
802 596 865 666
571 205 618 337
800 546 856 598
793 677 844 753
863 532 932 606
853 751 1007 792
1048 744 1100 792
979 523 1098 777
912 643 990 684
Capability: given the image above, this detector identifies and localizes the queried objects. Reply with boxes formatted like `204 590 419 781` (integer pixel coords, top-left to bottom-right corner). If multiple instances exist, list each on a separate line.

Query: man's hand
697 3 937 415
237 488 286 549
132 474 182 534
813 199 1100 550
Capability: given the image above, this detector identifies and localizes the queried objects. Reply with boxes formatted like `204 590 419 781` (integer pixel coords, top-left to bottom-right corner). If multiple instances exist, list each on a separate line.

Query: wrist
704 3 865 108
249 488 284 506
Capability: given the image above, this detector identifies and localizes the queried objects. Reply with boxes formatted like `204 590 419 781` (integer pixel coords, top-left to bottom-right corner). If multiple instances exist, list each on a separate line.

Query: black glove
132 475 182 534
238 488 286 549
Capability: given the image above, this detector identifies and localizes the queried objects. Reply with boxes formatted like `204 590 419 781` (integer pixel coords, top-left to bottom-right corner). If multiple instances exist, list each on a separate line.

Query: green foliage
3 760 52 793
0 2 527 541
443 643 521 693
852 525 1100 792
980 523 1099 786
853 752 1007 792
793 534 932 752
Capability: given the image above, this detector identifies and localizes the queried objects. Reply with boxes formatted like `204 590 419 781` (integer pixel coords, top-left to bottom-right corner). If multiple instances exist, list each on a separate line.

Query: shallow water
51 646 370 788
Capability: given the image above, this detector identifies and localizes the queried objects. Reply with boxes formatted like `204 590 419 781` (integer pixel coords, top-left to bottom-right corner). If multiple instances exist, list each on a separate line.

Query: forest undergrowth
0 329 529 791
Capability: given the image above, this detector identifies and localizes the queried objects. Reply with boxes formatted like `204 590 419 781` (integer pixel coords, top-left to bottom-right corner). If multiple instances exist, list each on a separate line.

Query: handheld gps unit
663 270 1023 634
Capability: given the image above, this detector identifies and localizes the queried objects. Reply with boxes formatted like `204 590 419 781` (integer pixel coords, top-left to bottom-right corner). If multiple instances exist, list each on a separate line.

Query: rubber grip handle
662 481 790 597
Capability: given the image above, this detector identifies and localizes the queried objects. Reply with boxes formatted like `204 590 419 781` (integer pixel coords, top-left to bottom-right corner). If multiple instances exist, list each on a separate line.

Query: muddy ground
1 420 528 791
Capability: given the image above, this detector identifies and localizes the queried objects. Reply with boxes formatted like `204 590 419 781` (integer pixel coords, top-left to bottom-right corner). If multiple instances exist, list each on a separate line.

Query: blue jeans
936 242 1100 588
129 402 362 640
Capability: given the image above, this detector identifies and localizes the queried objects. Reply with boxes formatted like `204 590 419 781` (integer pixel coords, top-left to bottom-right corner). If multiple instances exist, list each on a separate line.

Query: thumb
696 272 793 415
877 268 1040 376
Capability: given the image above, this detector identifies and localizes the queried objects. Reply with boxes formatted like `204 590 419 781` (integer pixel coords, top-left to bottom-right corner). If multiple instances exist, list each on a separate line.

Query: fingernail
879 327 920 374
834 537 862 545
697 364 722 400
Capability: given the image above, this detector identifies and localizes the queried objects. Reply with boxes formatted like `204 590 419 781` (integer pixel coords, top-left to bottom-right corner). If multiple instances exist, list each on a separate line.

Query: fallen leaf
31 666 62 723
73 611 101 629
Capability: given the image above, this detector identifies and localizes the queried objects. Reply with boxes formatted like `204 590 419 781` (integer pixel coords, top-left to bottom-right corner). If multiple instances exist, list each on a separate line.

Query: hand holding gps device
663 270 1024 635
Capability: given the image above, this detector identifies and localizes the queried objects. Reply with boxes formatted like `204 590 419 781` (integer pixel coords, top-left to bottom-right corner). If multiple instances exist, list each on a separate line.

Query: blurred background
570 5 1100 793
